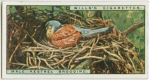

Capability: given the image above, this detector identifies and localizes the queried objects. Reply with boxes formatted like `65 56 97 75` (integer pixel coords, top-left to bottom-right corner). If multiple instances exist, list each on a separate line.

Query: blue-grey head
45 20 61 34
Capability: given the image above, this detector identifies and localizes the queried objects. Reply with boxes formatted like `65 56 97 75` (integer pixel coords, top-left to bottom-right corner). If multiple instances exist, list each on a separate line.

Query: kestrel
46 20 113 47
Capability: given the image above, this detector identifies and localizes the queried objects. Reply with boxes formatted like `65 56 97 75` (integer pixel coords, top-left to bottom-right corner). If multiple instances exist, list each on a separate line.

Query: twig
103 48 125 62
61 64 67 69
85 39 95 56
38 57 41 69
110 57 120 62
28 52 33 66
51 53 75 66
68 46 91 68
66 12 82 18
126 53 136 73
75 56 106 60
31 25 41 37
123 22 144 36
26 52 29 67
11 63 27 66
9 34 27 63
31 52 37 65
70 17 83 26
28 66 48 69
92 60 103 66
36 57 54 69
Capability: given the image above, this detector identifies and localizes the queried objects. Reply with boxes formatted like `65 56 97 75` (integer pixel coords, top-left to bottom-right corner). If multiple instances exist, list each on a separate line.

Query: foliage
103 11 145 60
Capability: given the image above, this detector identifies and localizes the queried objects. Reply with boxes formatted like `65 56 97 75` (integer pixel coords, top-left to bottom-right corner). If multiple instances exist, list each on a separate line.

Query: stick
28 66 48 69
11 63 27 66
103 48 125 62
75 56 105 60
70 17 83 26
66 12 82 18
36 57 54 69
123 22 144 36
28 52 33 66
68 46 90 68
9 34 27 63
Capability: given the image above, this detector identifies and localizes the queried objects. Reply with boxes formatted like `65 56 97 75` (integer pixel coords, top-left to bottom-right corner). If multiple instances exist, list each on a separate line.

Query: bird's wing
74 26 113 36
51 27 81 47
50 24 80 41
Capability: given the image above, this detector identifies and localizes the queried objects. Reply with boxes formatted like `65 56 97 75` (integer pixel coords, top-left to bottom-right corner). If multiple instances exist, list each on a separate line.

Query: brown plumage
47 24 81 47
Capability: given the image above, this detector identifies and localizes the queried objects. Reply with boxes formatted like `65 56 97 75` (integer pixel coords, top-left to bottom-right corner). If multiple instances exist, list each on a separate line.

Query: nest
7 6 144 74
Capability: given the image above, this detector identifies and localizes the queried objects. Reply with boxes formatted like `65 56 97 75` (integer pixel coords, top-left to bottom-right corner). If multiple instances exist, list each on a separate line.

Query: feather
74 26 113 36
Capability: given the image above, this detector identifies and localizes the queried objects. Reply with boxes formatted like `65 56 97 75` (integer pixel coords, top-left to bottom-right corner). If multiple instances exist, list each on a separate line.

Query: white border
2 1 149 79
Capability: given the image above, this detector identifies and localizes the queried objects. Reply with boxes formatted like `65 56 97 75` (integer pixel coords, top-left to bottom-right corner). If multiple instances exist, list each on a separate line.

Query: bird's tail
75 26 114 36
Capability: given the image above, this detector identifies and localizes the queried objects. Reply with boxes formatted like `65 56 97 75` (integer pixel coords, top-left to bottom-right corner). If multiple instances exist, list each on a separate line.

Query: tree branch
123 22 145 36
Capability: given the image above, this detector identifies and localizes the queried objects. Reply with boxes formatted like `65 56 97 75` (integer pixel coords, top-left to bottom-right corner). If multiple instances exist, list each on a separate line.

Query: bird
45 20 113 47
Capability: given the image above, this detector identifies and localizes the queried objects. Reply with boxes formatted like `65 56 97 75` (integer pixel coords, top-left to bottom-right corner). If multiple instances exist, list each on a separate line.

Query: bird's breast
46 28 53 40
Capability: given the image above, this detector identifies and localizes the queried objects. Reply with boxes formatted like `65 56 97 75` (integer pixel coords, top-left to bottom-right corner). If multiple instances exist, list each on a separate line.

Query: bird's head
45 20 61 34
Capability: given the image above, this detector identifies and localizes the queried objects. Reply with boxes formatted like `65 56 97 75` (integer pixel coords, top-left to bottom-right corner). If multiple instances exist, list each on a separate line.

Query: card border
2 1 149 79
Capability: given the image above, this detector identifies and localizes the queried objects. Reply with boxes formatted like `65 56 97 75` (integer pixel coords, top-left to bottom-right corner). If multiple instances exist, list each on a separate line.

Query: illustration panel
2 1 148 79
